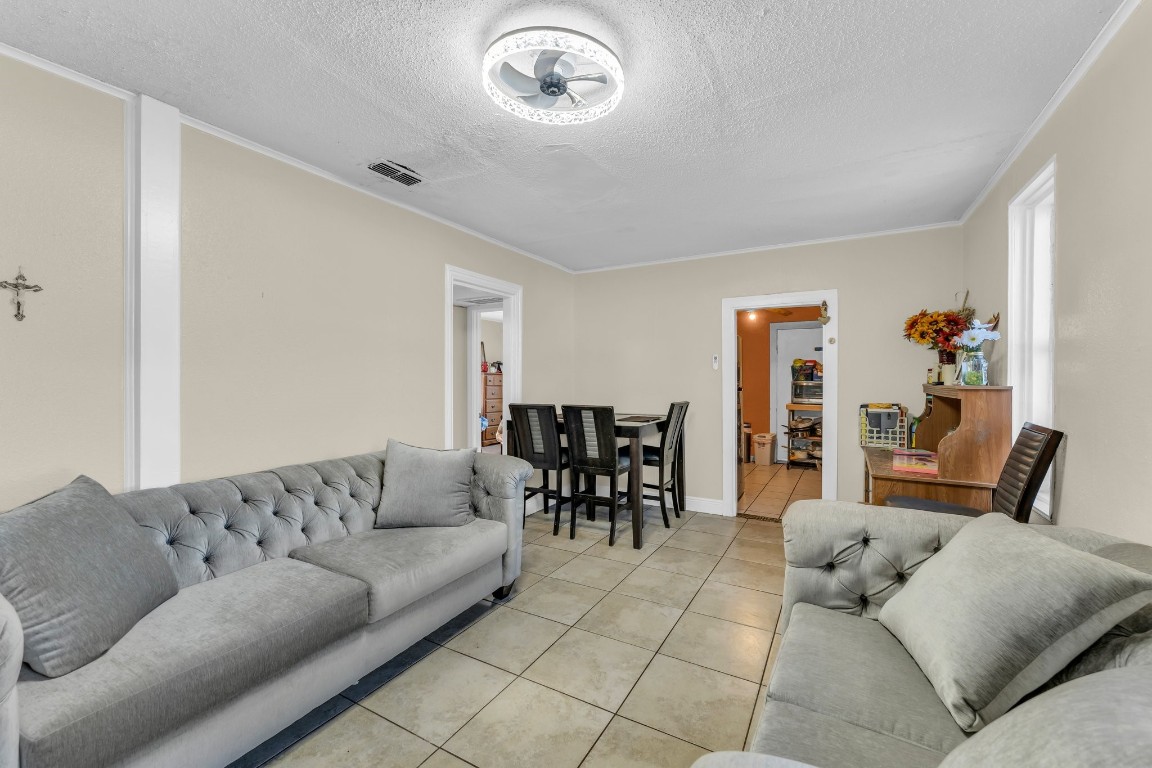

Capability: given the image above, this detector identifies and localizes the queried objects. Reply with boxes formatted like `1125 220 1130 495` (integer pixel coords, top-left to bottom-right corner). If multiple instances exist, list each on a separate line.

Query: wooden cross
0 268 43 321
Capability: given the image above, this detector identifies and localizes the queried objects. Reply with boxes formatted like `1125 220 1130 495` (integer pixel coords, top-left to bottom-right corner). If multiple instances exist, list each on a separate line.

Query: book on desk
892 448 938 476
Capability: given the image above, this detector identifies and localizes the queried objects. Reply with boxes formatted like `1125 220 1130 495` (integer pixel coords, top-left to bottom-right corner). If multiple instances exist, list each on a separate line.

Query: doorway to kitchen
722 291 838 518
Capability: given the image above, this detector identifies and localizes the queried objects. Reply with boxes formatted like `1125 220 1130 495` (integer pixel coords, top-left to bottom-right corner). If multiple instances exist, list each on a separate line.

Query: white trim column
126 96 182 489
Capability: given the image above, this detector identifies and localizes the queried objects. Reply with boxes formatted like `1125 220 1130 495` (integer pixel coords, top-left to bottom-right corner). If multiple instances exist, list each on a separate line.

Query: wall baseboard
683 495 727 516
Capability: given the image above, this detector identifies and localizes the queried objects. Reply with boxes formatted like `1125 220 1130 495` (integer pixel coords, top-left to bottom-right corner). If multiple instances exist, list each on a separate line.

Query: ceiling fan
482 28 624 124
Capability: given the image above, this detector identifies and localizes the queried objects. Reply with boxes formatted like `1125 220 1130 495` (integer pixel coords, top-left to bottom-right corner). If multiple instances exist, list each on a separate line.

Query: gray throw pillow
376 440 476 528
937 667 1152 768
0 476 179 677
878 514 1152 732
1094 542 1152 634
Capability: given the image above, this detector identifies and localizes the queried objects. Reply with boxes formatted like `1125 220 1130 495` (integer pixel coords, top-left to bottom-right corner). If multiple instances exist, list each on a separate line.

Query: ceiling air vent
367 160 423 187
464 297 504 306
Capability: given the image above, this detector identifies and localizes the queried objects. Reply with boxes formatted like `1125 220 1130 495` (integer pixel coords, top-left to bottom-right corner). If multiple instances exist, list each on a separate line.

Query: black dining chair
561 405 632 545
886 423 1064 522
509 404 571 526
642 401 689 527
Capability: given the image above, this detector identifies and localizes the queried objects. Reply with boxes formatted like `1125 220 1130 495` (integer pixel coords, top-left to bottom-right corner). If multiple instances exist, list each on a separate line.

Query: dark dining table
505 411 686 549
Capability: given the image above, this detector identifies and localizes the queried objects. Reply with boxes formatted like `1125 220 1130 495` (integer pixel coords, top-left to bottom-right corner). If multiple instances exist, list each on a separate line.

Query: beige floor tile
523 628 654 711
420 751 472 768
509 577 608 625
581 716 708 768
682 514 745 539
575 593 683 651
725 538 786 566
708 557 785 595
763 633 784 685
444 679 611 768
736 520 785 543
640 546 721 579
269 705 435 767
533 524 606 554
659 612 772 682
745 686 768 750
688 581 783 632
360 648 513 746
619 655 759 752
747 499 787 516
583 537 660 565
445 605 568 674
663 529 733 557
615 566 704 609
660 509 698 528
520 543 577 576
549 554 636 591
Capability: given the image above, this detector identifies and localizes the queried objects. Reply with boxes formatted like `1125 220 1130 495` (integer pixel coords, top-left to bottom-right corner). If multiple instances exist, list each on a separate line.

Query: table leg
630 435 644 548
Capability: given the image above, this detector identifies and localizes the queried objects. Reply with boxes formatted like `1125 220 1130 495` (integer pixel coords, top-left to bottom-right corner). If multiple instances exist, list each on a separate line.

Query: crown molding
0 42 132 99
960 0 1144 223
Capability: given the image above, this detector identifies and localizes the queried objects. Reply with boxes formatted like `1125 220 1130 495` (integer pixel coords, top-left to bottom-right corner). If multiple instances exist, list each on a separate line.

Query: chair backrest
509 403 563 470
562 405 620 473
994 422 1065 522
657 401 690 462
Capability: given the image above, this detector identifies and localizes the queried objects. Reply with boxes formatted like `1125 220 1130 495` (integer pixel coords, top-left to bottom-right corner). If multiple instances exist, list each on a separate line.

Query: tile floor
738 462 821 520
231 506 789 768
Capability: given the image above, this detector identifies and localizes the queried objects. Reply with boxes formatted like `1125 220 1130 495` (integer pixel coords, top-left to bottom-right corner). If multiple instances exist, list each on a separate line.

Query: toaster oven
791 380 823 404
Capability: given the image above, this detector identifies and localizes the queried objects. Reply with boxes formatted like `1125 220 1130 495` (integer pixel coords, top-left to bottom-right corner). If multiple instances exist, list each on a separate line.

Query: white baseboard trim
683 495 727 516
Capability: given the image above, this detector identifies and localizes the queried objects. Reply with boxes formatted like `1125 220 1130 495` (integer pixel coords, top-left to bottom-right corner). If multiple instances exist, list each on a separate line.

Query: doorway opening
722 291 838 517
444 266 523 451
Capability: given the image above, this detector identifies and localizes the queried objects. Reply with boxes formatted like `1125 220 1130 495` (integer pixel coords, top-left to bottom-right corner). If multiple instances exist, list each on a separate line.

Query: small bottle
927 367 936 384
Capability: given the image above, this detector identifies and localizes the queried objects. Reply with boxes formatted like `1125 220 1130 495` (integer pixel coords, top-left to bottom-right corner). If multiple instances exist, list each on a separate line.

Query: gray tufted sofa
692 500 1150 768
0 449 532 768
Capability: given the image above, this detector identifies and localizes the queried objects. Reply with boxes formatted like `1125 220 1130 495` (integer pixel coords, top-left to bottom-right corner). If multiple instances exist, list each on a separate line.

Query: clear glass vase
959 350 989 386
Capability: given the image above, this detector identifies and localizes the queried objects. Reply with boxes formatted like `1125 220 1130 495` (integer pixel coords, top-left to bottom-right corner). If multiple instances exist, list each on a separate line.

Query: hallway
737 463 821 521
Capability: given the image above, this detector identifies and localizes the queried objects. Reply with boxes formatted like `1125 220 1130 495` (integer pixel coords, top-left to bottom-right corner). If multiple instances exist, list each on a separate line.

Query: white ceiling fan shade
483 28 624 125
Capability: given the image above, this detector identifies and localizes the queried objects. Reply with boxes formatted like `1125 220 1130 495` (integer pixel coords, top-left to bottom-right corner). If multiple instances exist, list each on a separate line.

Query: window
1007 160 1056 517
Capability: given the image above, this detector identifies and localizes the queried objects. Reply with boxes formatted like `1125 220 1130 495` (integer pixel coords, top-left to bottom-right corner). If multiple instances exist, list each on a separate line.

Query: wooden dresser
864 384 1012 511
482 372 502 447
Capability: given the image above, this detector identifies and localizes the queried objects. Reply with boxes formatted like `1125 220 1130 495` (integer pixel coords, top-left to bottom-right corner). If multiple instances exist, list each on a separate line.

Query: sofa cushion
751 699 946 768
17 558 367 768
1094 542 1152 633
1045 629 1152 689
769 604 966 753
937 667 1152 768
376 440 476 528
290 519 507 622
0 476 179 677
878 514 1152 732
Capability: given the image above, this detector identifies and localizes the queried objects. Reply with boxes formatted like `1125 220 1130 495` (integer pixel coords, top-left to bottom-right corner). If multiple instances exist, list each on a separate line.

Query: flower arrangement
952 324 1001 353
903 310 971 352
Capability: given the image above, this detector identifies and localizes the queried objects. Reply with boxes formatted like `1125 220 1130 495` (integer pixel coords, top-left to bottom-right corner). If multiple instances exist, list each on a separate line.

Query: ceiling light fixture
482 28 624 125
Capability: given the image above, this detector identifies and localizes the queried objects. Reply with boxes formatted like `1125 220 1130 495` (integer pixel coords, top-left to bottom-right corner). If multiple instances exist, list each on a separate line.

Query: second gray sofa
0 449 532 768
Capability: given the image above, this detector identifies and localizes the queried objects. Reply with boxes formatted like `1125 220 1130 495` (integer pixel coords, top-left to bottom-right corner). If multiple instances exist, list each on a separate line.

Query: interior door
774 327 824 462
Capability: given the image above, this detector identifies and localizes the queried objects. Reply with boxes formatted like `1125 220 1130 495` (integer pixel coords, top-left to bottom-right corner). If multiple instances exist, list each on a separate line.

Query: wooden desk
862 384 1011 512
863 447 996 511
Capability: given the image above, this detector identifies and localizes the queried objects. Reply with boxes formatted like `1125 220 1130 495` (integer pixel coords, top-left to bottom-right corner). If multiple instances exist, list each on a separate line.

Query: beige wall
453 306 468 448
180 127 575 481
572 228 965 502
0 56 124 510
481 318 503 366
962 3 1151 543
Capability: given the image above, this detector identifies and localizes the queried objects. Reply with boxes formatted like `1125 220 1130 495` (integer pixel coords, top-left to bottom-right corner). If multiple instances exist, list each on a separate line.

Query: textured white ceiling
3 0 1122 271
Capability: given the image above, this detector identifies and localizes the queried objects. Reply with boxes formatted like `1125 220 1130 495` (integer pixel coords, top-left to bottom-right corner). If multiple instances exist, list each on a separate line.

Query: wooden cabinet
482 372 502 447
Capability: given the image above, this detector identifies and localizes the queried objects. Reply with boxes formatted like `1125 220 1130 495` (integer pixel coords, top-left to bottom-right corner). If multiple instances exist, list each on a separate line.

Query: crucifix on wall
0 268 44 321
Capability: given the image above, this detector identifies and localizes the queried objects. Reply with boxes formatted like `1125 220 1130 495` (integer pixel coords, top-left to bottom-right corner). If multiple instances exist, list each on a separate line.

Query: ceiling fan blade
519 93 559 108
563 73 608 85
499 62 541 95
534 49 566 79
565 90 587 108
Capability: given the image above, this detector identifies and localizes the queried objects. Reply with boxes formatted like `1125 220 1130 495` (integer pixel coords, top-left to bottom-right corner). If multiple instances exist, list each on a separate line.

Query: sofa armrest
779 500 972 634
0 592 22 768
692 752 818 768
472 453 533 587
